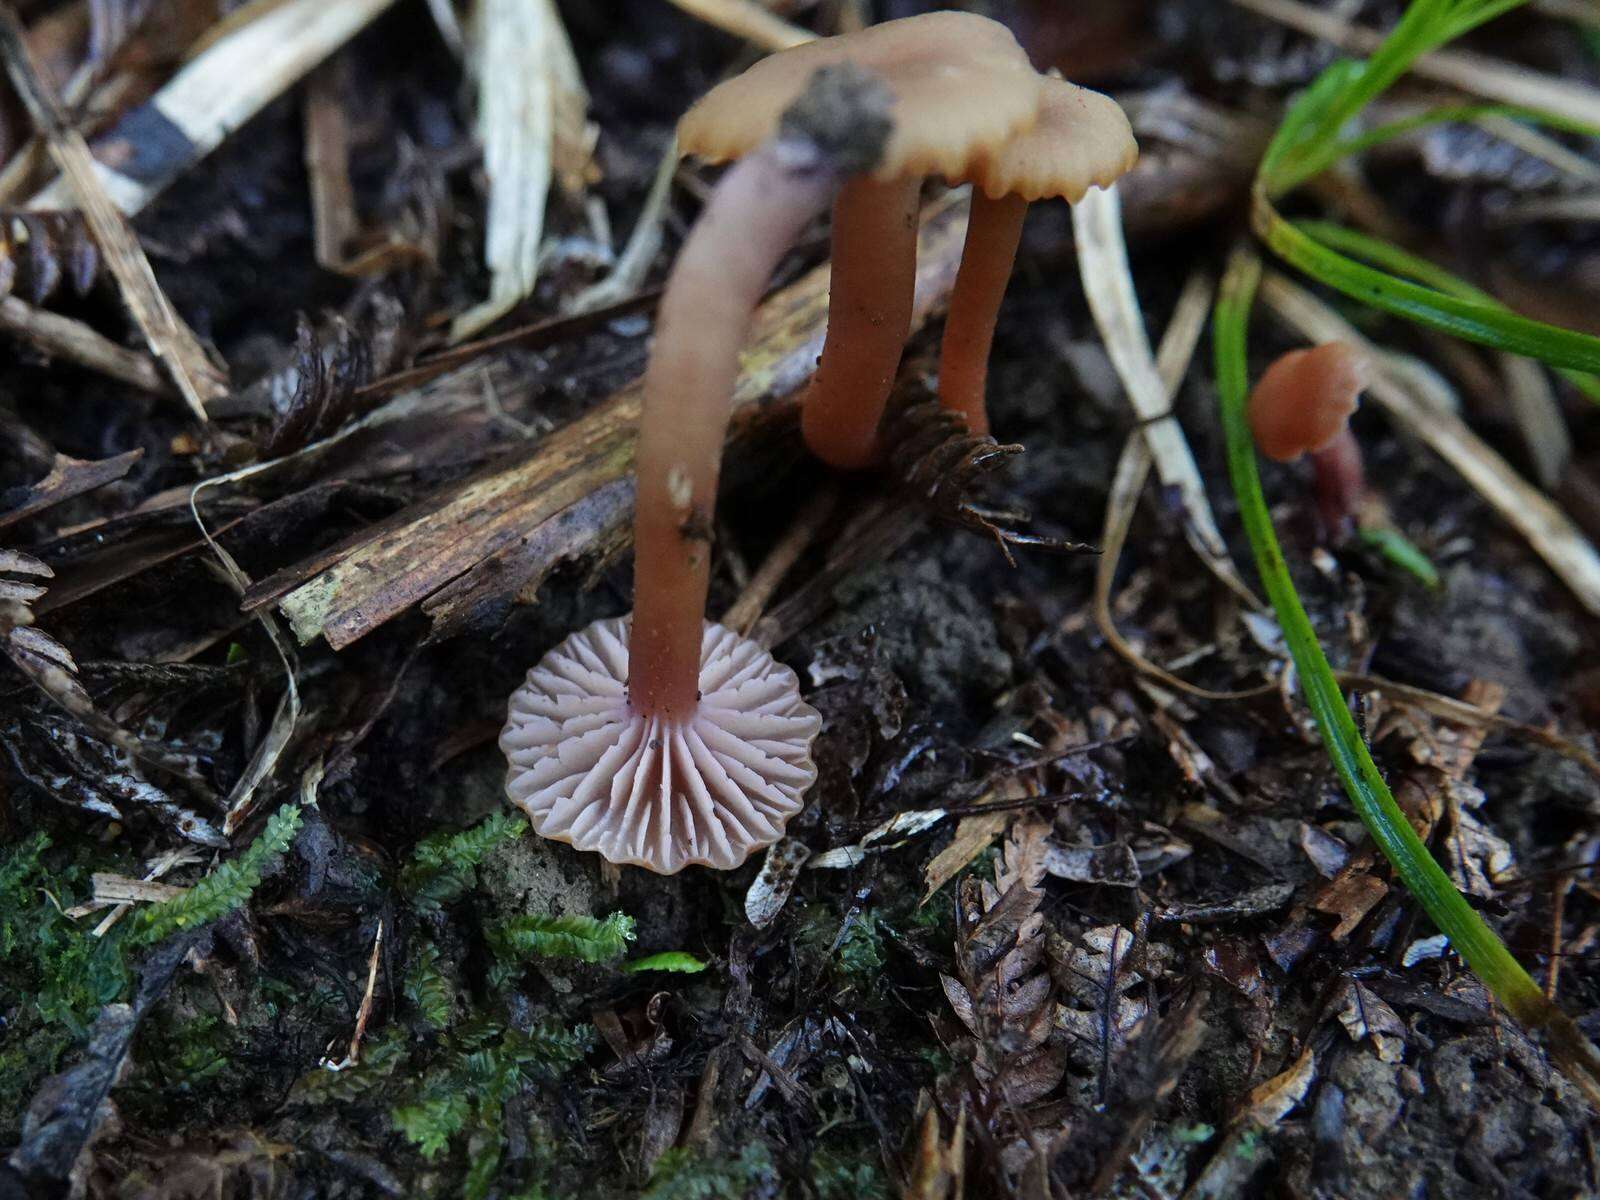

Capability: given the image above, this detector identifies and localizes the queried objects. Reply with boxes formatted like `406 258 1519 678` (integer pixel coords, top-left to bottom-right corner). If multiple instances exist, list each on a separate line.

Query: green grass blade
1256 198 1600 372
1214 246 1548 1019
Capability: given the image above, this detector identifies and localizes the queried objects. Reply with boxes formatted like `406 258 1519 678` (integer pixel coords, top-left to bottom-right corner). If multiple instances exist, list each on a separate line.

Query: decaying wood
244 195 968 649
0 5 225 420
0 448 142 530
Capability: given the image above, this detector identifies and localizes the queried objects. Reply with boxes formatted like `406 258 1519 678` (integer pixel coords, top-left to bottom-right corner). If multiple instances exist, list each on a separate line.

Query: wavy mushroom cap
677 12 1044 182
1248 341 1369 463
500 617 821 874
956 75 1138 203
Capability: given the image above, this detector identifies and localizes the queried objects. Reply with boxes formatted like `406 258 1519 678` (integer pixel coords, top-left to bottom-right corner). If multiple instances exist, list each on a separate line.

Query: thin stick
665 0 815 52
0 6 226 420
1073 183 1263 610
303 58 359 272
721 483 840 635
0 295 168 393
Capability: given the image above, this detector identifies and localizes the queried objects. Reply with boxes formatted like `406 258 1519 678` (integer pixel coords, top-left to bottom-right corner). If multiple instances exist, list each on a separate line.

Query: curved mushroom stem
937 190 1027 438
1309 426 1366 542
800 175 921 469
631 141 854 720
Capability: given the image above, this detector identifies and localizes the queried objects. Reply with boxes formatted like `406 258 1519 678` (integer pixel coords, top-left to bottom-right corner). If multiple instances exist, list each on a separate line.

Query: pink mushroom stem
937 191 1027 438
629 68 891 720
1310 426 1366 540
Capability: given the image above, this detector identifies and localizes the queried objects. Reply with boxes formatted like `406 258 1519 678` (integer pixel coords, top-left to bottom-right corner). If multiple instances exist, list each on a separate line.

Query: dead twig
664 0 814 52
245 194 969 649
721 483 840 635
0 295 167 393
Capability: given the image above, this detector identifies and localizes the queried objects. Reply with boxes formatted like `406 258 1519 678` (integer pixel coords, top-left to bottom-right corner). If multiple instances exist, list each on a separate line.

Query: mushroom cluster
679 11 1138 461
502 18 1138 875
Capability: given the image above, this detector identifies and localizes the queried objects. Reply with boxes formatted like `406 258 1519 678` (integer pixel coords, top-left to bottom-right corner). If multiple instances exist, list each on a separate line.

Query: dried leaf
1331 979 1407 1063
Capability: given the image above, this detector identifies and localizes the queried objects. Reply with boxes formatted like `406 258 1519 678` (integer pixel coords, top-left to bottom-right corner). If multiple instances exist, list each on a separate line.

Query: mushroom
501 65 894 873
677 12 1046 469
938 76 1137 438
1248 341 1369 537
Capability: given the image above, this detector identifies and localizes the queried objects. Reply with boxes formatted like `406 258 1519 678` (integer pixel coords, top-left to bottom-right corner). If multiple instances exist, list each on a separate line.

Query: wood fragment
302 58 360 273
248 195 967 649
0 293 167 394
664 0 815 52
0 6 225 419
0 449 143 530
721 483 839 635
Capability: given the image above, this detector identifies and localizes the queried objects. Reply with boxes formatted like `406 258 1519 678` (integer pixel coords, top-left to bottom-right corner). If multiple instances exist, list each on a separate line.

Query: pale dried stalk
1073 183 1262 609
31 0 403 216
1497 353 1569 492
1232 0 1600 128
0 8 225 420
1260 270 1600 616
1092 270 1273 702
452 0 591 340
665 0 815 52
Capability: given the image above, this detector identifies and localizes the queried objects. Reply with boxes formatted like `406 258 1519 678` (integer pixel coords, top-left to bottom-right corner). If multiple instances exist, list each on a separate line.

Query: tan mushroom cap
500 616 820 875
1248 342 1368 463
677 12 1044 182
957 75 1138 203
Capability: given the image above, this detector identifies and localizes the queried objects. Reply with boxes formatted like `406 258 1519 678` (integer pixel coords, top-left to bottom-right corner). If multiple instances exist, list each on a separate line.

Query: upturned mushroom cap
500 616 821 874
1248 341 1368 462
677 12 1044 182
957 75 1138 203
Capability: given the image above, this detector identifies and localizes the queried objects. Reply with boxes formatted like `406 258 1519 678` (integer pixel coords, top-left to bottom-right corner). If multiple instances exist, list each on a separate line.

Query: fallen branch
244 194 969 649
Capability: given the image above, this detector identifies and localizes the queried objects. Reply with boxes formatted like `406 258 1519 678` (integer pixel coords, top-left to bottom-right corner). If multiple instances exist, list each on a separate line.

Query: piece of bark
0 448 142 530
244 196 968 648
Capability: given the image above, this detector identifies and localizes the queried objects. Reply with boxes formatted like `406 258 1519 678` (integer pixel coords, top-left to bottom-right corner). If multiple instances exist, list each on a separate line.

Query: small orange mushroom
678 12 1046 469
1248 341 1370 537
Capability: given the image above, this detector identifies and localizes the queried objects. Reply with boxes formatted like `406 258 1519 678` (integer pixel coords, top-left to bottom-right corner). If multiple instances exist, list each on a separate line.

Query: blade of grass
1215 244 1600 1102
1253 194 1600 373
1289 219 1600 401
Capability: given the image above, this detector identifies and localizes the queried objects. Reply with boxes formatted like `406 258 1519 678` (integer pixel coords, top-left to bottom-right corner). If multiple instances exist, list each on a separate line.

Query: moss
0 831 132 1140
